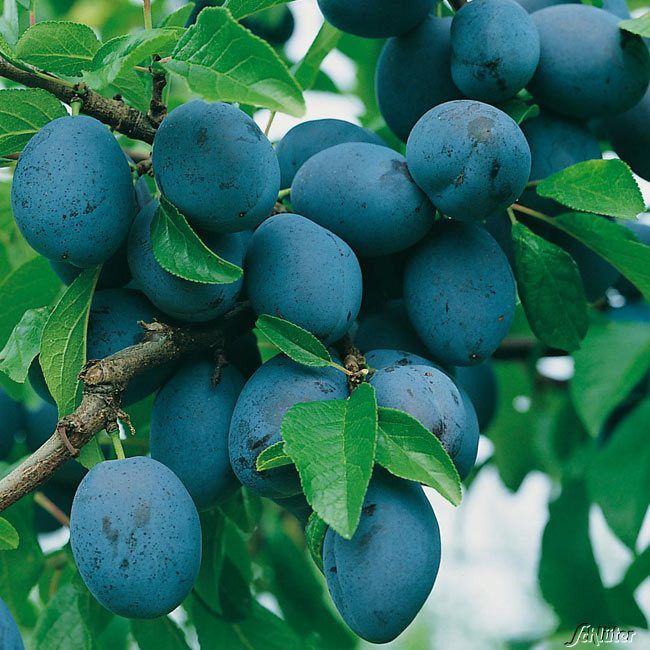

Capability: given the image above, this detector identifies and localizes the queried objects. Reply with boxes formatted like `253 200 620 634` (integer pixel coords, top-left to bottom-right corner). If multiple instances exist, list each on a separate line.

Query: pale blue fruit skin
406 101 531 221
88 289 174 404
11 115 134 267
152 100 280 233
355 300 430 358
606 86 650 182
276 119 385 187
515 0 630 18
150 359 244 510
323 471 441 644
364 348 450 377
245 213 362 344
0 388 22 460
70 457 201 619
0 597 24 650
127 201 245 323
316 0 434 38
229 355 348 499
451 0 540 103
455 387 480 480
454 362 498 432
292 143 435 257
376 16 461 142
371 363 466 458
404 223 516 366
529 5 650 119
25 401 87 485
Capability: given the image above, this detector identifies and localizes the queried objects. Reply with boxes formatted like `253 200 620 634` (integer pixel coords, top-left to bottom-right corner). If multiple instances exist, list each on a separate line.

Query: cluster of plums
2 0 649 644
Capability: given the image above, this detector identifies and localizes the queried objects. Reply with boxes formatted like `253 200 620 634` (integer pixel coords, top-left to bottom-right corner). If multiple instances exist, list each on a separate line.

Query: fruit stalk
0 302 255 513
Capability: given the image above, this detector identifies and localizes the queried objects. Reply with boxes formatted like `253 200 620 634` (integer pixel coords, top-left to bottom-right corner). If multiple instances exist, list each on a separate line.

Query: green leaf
0 307 49 383
496 99 540 125
619 12 650 37
151 196 243 284
282 383 378 539
161 4 196 27
376 407 462 506
86 29 181 90
130 617 191 650
0 88 66 156
256 440 292 471
166 7 305 116
255 315 332 367
0 517 18 550
536 159 644 219
193 599 308 650
15 21 101 77
0 256 61 350
586 400 650 549
223 0 290 20
33 582 93 650
40 267 100 416
539 480 613 629
193 508 226 610
511 222 589 351
571 321 650 436
305 512 327 573
219 488 262 534
293 23 342 91
76 437 105 470
0 497 44 627
550 213 650 302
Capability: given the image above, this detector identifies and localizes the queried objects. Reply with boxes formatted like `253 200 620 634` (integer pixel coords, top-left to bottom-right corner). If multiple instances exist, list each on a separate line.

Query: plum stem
34 491 71 528
277 188 291 200
143 0 153 30
110 431 126 460
511 203 552 222
507 207 518 226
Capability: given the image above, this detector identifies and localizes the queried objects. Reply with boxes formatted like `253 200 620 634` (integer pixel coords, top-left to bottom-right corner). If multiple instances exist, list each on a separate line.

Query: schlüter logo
565 625 637 647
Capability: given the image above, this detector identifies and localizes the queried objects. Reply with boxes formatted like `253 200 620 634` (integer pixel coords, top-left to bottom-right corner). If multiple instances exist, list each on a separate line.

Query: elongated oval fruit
404 222 516 366
291 143 435 257
70 457 201 619
245 213 362 344
323 471 441 644
229 355 348 499
406 100 531 221
0 597 24 650
153 100 280 233
11 115 134 268
151 358 244 509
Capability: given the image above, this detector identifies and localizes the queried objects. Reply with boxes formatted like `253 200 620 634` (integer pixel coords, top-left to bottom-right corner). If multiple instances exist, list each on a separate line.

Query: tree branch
0 56 158 144
0 303 255 513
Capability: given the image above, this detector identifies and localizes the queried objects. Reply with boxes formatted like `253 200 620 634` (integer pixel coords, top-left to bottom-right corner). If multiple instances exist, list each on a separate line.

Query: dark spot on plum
362 503 377 516
196 127 208 146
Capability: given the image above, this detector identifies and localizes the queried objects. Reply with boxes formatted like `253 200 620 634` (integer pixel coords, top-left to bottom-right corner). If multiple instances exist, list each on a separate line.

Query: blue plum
88 288 174 405
454 362 498 432
370 364 466 457
406 101 531 221
316 0 434 38
245 213 362 343
150 358 244 509
225 331 263 379
70 457 201 618
376 16 461 142
128 200 245 322
455 387 480 481
152 100 279 233
515 0 630 18
50 244 131 290
25 400 87 485
606 86 650 182
229 355 348 499
292 143 435 256
0 597 23 650
242 5 295 45
323 471 441 644
404 223 516 366
276 119 385 187
355 300 430 358
0 387 22 460
450 0 540 103
364 348 445 374
529 5 650 119
11 115 134 268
